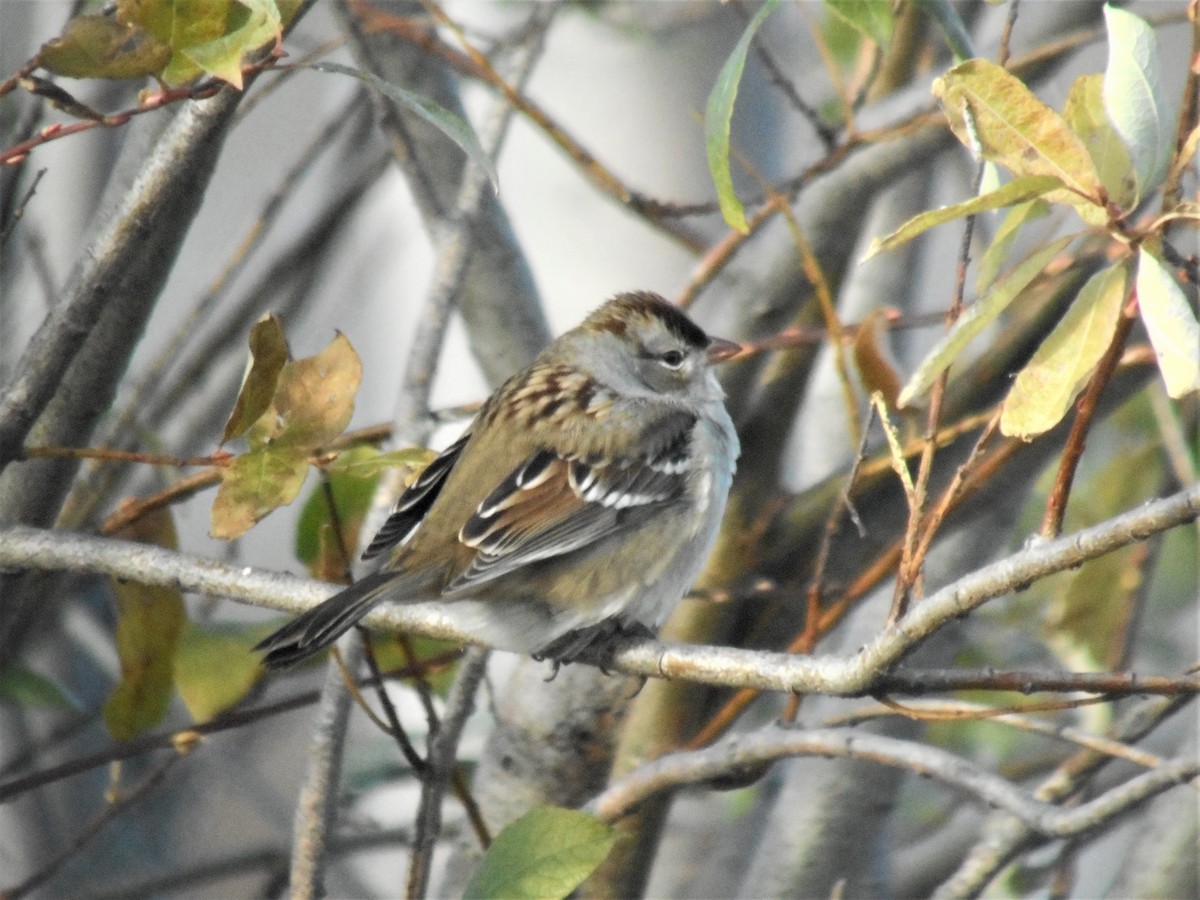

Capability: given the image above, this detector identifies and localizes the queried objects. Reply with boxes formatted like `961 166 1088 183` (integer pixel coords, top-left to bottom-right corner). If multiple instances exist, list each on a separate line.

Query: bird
255 291 740 669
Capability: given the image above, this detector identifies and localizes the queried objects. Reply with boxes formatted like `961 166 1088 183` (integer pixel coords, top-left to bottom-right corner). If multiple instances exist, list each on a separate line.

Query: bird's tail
254 570 409 669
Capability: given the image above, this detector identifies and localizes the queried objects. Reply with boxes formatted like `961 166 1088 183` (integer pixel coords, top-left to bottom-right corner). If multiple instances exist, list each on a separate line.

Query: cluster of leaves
69 315 443 748
711 3 1198 441
38 0 300 89
867 6 1199 435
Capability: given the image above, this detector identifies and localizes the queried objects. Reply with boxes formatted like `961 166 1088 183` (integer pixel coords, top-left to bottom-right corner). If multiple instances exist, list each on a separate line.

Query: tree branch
0 481 1195 694
589 725 1198 839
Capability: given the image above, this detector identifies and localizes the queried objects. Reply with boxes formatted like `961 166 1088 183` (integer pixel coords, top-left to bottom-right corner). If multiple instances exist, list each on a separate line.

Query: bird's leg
533 617 655 680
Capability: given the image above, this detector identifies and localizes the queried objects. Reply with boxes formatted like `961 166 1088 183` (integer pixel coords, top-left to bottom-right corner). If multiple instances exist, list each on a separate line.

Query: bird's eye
659 349 686 369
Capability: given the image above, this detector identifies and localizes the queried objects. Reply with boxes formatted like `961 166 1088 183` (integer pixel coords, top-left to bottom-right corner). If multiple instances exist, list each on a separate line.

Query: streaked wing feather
447 414 695 593
361 433 470 561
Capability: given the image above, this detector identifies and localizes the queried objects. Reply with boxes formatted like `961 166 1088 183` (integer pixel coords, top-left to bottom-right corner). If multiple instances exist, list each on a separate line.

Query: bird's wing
361 432 470 561
446 410 697 593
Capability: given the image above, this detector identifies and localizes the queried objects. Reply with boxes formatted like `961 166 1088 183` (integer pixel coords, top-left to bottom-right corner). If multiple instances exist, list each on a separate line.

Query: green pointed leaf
825 0 893 46
912 0 975 62
104 508 186 741
0 665 79 710
174 623 264 722
898 235 1073 407
1000 262 1128 438
309 61 498 193
864 175 1061 260
933 60 1103 205
182 0 281 88
40 14 172 80
1063 74 1137 211
295 447 379 575
1136 248 1200 398
222 313 290 444
210 444 310 539
213 332 362 539
976 198 1050 293
1103 5 1172 202
370 633 462 697
119 0 230 86
704 0 780 233
464 807 616 900
324 446 438 478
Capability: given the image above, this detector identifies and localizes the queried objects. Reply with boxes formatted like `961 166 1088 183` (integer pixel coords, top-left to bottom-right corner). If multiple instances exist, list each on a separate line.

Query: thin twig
407 648 489 899
6 751 188 899
889 161 985 624
0 166 45 252
1040 301 1137 538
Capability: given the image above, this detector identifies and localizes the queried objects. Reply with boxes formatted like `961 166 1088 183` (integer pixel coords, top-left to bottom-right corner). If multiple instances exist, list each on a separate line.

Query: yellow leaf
104 507 185 741
265 332 362 450
222 313 290 444
934 60 1103 205
40 15 171 81
1000 263 1128 439
210 444 309 539
174 623 264 722
1136 248 1200 398
1063 74 1137 211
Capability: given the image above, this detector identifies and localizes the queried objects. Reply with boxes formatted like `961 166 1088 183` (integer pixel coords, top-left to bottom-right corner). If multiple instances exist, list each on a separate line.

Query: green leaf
210 444 310 539
295 448 379 574
119 0 230 86
1136 247 1200 398
222 313 290 444
864 175 1061 260
933 60 1103 205
0 665 79 710
324 446 438 478
174 623 264 722
104 576 185 741
976 198 1050 293
104 508 186 741
1103 5 1172 203
898 234 1073 407
464 807 616 900
40 14 172 80
1063 74 1137 211
309 61 498 193
704 0 780 233
370 633 462 697
912 0 975 62
825 0 893 46
1000 262 1128 438
212 332 362 539
182 0 281 88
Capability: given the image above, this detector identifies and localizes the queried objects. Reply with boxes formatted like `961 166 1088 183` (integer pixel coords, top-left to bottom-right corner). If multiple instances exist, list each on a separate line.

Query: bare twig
1040 300 1137 538
6 751 188 899
407 648 489 899
591 725 1197 838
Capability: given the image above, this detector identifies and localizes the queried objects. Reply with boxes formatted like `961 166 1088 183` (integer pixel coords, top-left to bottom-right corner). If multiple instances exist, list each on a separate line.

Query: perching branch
0 480 1196 695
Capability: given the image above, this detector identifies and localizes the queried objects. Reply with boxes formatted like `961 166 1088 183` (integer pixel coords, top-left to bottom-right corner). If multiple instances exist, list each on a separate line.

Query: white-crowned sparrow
256 291 740 668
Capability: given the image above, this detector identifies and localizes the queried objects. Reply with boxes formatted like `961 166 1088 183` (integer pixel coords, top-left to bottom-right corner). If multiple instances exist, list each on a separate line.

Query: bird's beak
707 336 742 365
